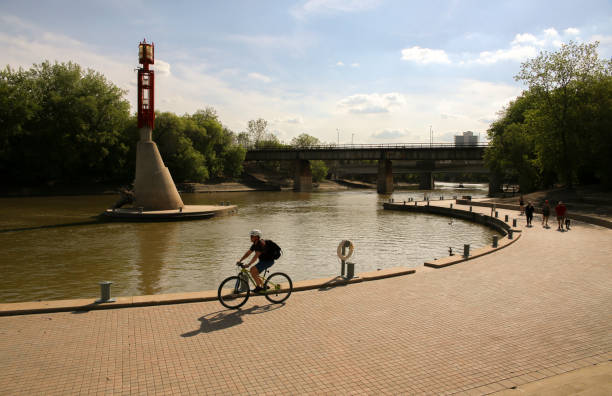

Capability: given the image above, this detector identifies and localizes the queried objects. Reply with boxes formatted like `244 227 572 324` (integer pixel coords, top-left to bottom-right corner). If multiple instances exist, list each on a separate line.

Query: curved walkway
1 201 611 395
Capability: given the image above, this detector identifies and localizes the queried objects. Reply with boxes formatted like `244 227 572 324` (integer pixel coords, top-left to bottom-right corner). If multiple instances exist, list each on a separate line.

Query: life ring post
337 240 355 277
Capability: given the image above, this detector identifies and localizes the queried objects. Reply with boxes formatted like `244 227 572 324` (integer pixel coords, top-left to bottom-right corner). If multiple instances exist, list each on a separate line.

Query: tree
0 61 133 185
247 118 268 145
291 133 321 148
514 41 612 187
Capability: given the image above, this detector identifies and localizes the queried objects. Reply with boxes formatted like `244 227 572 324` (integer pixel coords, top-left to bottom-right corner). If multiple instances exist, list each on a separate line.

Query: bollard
495 211 499 218
346 262 355 279
450 203 453 209
448 247 454 256
492 235 498 248
463 244 470 258
415 201 418 206
508 229 514 239
96 281 116 303
513 218 517 227
505 214 509 222
179 207 183 213
470 206 473 212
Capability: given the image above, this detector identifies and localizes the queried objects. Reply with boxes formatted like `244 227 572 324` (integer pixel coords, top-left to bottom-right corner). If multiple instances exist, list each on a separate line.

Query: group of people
519 195 569 231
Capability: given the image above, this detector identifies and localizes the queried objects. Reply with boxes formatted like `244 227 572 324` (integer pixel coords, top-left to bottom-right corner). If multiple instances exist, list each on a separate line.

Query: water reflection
0 186 496 302
135 222 178 295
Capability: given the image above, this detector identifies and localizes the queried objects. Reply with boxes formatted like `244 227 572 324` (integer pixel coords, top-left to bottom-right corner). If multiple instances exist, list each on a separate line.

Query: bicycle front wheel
264 272 293 304
218 276 250 309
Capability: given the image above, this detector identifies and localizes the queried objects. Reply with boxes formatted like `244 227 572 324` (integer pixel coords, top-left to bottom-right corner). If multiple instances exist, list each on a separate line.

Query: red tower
137 39 155 129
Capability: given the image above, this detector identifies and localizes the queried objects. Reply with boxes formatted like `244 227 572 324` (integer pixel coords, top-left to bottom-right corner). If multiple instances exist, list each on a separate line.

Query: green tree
0 61 132 185
514 41 612 187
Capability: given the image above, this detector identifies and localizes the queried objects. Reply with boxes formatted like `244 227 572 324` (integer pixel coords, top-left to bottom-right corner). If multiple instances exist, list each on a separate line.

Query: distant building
454 131 478 146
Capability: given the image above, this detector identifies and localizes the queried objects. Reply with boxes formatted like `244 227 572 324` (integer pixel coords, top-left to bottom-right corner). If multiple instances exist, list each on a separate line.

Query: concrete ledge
383 202 512 235
0 267 415 316
424 232 521 268
383 201 523 269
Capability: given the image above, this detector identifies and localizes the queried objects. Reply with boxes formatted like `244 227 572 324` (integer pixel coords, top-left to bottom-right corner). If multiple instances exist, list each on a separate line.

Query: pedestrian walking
555 201 567 231
525 201 535 227
541 200 551 228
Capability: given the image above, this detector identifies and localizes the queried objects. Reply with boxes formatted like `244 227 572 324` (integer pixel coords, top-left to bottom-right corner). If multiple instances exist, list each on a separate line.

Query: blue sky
1 0 611 144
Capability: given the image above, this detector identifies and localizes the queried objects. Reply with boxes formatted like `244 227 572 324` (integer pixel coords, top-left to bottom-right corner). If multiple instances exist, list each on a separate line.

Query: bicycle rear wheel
264 272 293 304
218 276 250 309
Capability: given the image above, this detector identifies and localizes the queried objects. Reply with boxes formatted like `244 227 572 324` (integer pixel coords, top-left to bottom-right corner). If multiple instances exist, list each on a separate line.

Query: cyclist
237 229 276 293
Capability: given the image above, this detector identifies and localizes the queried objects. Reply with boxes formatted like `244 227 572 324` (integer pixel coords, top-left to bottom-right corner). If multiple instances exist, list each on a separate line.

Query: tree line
485 41 612 192
0 61 330 188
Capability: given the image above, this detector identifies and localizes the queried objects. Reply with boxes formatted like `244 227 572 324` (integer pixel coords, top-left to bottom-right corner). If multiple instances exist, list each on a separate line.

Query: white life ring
337 240 354 261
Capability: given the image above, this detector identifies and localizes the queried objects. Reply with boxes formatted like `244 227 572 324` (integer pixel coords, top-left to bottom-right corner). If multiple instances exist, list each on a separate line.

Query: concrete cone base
102 205 237 222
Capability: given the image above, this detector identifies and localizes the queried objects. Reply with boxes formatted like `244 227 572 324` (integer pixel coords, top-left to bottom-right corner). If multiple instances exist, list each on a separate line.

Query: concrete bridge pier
294 159 313 192
419 172 434 189
377 160 393 194
417 160 435 190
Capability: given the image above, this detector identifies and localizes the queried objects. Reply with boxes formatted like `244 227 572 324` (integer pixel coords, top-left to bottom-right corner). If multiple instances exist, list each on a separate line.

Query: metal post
513 219 517 227
505 214 509 222
470 206 473 212
450 203 453 209
495 211 498 218
508 229 514 239
492 235 498 248
346 262 355 279
96 281 115 303
463 244 470 258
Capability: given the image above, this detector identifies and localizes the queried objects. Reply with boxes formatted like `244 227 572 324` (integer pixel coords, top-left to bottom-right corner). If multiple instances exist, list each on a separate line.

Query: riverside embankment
0 199 611 395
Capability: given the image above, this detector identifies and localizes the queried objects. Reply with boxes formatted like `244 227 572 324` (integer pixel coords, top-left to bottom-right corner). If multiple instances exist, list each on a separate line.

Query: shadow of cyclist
181 303 285 337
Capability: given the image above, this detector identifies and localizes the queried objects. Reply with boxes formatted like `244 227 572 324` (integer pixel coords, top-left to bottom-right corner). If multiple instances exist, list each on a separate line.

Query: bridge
245 143 489 193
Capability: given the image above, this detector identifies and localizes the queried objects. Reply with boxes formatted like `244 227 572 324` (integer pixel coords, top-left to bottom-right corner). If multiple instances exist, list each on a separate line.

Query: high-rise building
454 131 478 146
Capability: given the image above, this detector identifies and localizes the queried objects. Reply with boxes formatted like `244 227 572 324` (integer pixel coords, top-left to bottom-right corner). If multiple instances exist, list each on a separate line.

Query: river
0 183 496 303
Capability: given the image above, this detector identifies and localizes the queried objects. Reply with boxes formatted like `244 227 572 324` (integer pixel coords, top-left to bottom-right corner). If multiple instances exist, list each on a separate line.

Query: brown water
0 185 496 302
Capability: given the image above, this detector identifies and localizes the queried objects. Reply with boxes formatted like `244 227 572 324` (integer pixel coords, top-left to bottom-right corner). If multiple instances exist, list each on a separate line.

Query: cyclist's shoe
252 286 270 294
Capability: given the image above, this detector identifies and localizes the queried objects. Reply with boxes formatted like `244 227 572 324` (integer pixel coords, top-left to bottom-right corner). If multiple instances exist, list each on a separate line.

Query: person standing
555 201 567 231
525 201 535 227
541 200 551 228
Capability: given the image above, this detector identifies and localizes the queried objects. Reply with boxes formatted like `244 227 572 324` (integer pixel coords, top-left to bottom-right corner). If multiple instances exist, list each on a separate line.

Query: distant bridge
245 143 489 193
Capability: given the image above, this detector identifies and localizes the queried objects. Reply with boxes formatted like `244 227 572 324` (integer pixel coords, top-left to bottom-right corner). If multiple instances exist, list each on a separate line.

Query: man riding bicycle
237 229 276 293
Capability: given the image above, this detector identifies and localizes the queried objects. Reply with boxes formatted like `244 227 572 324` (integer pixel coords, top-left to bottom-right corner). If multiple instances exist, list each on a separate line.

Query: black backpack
266 239 282 260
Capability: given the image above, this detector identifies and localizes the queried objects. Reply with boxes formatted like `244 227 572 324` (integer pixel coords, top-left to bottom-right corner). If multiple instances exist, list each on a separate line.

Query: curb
0 267 415 317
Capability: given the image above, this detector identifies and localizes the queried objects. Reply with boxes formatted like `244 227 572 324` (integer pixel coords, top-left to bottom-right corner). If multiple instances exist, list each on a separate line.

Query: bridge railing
246 142 489 151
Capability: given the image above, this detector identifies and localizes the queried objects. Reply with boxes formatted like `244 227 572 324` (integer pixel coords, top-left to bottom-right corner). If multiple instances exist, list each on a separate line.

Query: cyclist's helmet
250 229 262 238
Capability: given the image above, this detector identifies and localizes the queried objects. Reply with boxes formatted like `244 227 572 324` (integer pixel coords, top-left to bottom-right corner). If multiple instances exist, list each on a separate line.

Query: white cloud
371 129 411 140
565 27 580 36
248 72 272 83
401 46 451 64
350 62 360 68
292 0 382 19
335 61 344 66
155 60 171 76
337 93 406 114
473 45 538 64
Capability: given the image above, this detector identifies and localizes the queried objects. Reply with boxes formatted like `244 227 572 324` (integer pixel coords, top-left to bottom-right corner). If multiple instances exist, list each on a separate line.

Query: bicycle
217 263 293 309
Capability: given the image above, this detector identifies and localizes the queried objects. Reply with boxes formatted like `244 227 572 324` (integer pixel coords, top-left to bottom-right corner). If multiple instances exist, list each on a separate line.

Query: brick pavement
1 203 611 395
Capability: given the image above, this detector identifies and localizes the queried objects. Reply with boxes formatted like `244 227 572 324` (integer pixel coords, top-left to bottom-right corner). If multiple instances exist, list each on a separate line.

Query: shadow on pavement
181 303 284 337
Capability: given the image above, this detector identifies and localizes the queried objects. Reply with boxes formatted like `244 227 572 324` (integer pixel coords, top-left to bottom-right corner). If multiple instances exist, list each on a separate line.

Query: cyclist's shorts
255 258 274 273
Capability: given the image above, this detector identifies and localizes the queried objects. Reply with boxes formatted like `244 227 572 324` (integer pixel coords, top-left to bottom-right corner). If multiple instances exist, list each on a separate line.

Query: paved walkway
1 202 611 395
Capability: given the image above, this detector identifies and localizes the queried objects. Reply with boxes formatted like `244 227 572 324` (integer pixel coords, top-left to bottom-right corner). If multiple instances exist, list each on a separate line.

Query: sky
1 0 611 145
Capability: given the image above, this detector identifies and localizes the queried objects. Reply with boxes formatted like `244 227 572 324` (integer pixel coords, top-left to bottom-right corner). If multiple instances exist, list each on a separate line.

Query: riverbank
484 185 612 224
1 200 610 395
